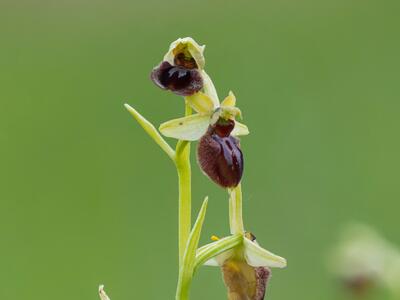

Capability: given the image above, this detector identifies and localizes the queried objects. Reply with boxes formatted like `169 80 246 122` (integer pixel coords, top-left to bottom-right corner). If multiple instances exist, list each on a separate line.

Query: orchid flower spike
196 232 286 300
151 37 206 96
160 91 249 188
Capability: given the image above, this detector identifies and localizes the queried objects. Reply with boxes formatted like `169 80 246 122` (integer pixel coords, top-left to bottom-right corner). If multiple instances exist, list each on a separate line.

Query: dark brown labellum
150 61 203 96
197 125 243 188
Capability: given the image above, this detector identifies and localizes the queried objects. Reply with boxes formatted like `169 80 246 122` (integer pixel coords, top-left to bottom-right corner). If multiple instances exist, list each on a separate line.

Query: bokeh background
1 0 400 299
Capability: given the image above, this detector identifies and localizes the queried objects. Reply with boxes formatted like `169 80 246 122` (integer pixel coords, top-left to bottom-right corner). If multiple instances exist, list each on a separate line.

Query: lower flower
200 232 286 300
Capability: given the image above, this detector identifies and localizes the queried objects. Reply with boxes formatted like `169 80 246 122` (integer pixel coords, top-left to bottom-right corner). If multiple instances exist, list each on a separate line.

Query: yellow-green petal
159 114 210 141
231 121 250 136
220 106 242 120
221 91 236 107
185 92 214 114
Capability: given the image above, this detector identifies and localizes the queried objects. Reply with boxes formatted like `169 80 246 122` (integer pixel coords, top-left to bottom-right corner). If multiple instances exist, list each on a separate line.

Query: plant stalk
175 103 193 265
229 184 244 234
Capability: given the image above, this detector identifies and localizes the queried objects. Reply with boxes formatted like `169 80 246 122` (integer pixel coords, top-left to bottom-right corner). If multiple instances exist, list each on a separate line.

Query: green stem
175 71 218 299
229 184 244 234
176 273 190 300
175 103 193 265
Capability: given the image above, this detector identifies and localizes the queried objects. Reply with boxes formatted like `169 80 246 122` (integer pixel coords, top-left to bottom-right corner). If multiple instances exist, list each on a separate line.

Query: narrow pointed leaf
243 238 287 268
176 197 209 299
124 104 175 160
159 114 210 141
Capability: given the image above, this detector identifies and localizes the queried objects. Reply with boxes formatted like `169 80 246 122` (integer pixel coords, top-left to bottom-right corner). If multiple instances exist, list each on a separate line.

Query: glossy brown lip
197 125 243 188
150 61 203 96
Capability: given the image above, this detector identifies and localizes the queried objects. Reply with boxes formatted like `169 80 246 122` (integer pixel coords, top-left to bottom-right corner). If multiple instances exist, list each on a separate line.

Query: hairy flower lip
197 129 243 188
150 61 203 96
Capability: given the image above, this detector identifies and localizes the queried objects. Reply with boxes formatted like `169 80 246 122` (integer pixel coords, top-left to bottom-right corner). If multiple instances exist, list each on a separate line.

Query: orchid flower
195 232 286 300
159 91 249 142
160 91 249 188
151 37 206 97
189 183 286 300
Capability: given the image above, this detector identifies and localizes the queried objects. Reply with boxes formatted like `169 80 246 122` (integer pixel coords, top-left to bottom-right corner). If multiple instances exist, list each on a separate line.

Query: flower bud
197 118 243 188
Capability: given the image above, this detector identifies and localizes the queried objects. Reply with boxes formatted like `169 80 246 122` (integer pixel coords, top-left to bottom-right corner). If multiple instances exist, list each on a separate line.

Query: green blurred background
1 0 400 299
